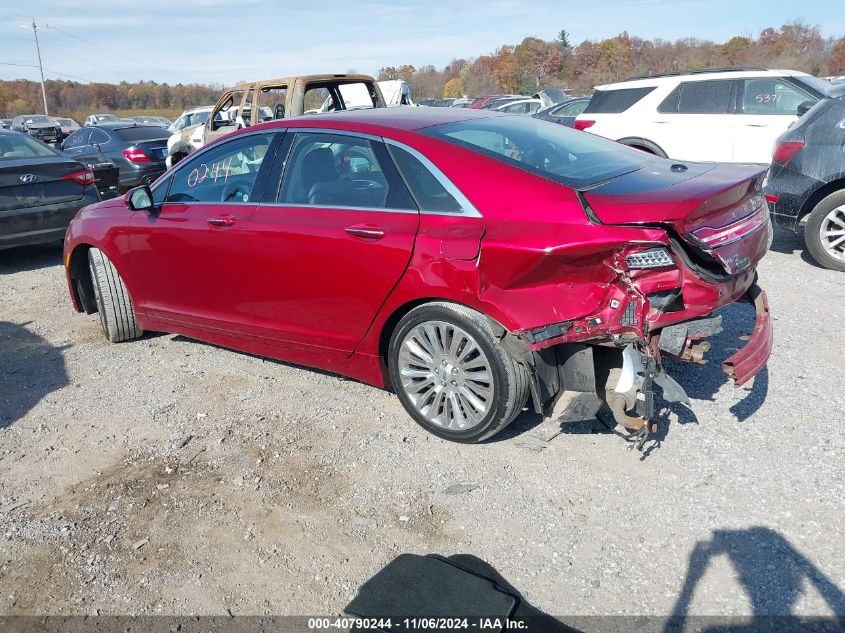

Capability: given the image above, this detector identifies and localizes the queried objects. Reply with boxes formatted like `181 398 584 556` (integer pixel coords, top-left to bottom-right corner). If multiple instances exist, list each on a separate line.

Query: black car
532 97 591 127
765 92 845 271
0 130 99 249
61 123 170 191
11 114 63 144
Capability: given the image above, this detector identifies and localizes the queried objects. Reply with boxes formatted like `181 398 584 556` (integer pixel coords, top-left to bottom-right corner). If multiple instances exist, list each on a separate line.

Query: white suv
574 68 835 164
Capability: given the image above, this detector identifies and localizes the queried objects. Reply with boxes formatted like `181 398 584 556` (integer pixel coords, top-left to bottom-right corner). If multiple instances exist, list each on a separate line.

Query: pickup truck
167 74 385 166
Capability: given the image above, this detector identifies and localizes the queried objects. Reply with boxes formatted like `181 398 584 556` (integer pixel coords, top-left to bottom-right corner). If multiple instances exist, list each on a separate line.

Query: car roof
263 106 502 132
597 68 812 90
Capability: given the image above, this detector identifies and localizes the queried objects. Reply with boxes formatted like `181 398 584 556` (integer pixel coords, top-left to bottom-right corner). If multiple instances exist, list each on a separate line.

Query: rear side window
89 129 110 144
388 145 462 213
278 132 415 210
583 87 655 114
552 100 588 116
658 80 732 114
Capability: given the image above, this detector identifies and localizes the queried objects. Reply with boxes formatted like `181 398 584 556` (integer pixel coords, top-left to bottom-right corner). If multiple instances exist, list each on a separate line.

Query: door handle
207 215 237 227
345 226 384 239
744 123 769 128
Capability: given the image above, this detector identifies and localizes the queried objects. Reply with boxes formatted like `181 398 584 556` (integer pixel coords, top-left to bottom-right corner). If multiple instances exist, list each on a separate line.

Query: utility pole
30 18 49 115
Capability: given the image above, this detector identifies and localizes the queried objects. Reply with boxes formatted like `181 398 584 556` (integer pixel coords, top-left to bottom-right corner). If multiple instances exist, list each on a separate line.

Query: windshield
189 111 210 126
25 115 51 124
0 133 60 159
95 114 119 122
422 115 650 189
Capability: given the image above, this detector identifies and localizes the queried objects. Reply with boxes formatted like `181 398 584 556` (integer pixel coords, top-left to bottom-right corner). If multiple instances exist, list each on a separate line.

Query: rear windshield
0 133 60 159
114 127 170 142
422 116 650 189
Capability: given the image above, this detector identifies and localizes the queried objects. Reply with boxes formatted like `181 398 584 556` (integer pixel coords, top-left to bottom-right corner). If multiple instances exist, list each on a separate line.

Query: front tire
88 248 143 342
804 191 845 272
387 302 529 443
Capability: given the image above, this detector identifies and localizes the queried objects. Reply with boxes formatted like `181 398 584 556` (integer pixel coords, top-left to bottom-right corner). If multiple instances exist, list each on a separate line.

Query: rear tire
387 302 529 443
88 248 143 342
804 191 845 272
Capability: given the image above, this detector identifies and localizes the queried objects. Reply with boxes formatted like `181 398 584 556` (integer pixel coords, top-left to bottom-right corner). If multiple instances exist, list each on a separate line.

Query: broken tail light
690 195 769 250
625 247 674 269
60 167 95 186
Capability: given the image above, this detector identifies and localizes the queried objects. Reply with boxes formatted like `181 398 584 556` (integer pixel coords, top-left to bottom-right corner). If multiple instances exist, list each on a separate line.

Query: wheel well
616 137 667 158
68 244 97 314
798 177 845 223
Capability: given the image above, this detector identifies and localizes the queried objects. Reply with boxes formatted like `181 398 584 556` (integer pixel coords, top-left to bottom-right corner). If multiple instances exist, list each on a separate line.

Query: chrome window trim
382 138 481 218
259 202 418 215
285 127 382 142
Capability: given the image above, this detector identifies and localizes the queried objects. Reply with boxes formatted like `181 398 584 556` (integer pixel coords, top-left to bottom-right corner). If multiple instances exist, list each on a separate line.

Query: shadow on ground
0 320 70 429
0 242 64 275
665 526 845 632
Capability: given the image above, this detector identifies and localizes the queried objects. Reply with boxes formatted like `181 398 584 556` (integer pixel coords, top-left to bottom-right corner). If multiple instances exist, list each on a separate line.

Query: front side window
741 78 814 115
423 116 651 190
65 129 91 147
165 133 274 204
278 132 414 210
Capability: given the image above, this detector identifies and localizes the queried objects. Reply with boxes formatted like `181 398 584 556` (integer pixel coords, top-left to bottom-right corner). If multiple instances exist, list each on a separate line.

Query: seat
301 147 339 199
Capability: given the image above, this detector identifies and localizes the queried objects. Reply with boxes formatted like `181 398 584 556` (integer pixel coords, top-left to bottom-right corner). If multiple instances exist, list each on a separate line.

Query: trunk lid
583 162 770 275
131 139 169 163
0 157 88 212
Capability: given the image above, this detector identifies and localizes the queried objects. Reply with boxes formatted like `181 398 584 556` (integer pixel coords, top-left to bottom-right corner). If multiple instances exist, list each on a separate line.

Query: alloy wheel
820 204 845 262
397 320 494 431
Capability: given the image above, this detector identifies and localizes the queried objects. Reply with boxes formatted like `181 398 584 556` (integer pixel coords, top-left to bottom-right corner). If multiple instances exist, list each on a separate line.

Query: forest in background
2 21 844 118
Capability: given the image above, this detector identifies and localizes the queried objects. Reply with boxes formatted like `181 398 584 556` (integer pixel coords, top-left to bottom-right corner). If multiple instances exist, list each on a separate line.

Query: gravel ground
0 231 843 623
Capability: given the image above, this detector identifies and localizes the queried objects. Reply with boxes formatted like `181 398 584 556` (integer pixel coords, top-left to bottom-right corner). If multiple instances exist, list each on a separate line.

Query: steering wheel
222 181 250 202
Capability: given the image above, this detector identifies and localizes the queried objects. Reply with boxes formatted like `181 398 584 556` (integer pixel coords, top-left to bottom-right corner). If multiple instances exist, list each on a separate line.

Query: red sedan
63 107 773 445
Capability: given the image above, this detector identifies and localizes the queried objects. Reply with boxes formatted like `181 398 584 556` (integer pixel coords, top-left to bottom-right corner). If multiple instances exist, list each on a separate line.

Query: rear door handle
745 123 769 127
207 215 237 227
345 226 384 239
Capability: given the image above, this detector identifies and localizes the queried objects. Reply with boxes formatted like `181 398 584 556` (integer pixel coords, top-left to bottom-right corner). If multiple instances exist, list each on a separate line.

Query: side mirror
796 100 815 117
126 185 154 211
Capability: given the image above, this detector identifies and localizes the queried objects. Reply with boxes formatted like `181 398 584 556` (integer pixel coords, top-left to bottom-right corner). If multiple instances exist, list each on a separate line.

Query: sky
0 0 843 85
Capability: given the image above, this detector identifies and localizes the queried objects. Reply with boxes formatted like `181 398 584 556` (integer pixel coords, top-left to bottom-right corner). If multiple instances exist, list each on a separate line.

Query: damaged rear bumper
721 284 772 386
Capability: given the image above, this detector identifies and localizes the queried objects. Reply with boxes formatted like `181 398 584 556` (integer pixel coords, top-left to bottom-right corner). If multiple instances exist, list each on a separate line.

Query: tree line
0 79 222 118
379 22 845 99
2 21 844 118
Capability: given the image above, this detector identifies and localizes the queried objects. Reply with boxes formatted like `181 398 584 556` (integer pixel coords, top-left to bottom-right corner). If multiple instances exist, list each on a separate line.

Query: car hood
25 122 59 129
